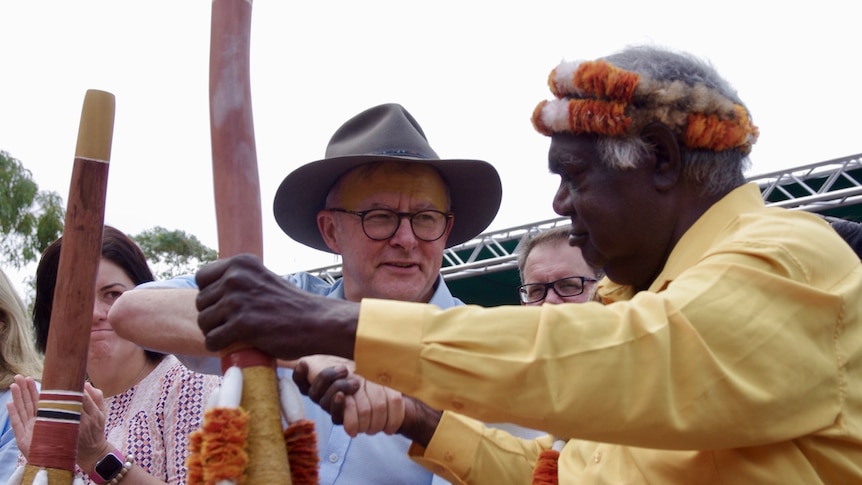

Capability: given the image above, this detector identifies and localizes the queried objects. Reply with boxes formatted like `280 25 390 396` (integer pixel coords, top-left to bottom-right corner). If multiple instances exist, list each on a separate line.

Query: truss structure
307 153 862 283
747 152 862 212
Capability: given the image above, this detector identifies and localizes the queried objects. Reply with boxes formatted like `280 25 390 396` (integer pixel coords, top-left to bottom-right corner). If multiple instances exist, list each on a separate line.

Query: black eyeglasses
326 208 453 242
518 276 598 304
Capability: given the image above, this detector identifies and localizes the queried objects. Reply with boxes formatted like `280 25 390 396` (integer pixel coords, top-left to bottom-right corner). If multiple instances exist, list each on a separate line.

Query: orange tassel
531 449 559 485
186 429 205 484
284 420 319 485
185 406 250 485
203 407 249 484
567 99 631 136
575 61 639 101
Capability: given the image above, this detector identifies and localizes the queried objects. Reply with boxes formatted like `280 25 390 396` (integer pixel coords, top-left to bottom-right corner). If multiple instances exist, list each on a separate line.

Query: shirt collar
327 274 462 309
598 183 765 301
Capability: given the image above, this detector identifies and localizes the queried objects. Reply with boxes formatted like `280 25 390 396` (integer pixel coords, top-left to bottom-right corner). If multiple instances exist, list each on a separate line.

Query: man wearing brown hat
109 103 502 484
189 45 862 484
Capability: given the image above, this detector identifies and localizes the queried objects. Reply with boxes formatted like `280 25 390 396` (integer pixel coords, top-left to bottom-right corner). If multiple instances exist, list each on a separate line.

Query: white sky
2 1 860 294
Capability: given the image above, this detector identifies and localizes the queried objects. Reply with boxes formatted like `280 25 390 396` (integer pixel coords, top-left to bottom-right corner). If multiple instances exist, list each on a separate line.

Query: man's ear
641 122 682 192
317 211 342 253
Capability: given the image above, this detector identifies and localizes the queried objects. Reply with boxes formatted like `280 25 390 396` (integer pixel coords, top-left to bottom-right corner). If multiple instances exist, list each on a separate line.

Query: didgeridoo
208 0 292 483
23 89 114 485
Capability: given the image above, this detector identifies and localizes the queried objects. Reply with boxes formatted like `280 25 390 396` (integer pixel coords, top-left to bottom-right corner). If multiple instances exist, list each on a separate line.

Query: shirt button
328 453 339 463
593 451 602 463
377 372 391 385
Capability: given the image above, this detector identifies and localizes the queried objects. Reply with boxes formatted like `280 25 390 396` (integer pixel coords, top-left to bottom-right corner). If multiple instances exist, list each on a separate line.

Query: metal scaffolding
307 153 862 283
748 152 862 212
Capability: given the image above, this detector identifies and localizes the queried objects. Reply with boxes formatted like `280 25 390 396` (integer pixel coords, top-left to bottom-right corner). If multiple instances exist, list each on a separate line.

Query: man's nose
552 183 573 216
388 216 418 246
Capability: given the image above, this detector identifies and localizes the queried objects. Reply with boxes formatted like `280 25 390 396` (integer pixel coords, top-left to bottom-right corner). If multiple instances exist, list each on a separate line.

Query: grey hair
595 46 753 197
515 225 603 283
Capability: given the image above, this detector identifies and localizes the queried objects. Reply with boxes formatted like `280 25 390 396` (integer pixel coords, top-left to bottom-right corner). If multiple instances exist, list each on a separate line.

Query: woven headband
531 60 759 154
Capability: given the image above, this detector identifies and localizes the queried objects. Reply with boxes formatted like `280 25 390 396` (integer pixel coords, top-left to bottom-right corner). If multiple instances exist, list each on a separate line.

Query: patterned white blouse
87 354 221 484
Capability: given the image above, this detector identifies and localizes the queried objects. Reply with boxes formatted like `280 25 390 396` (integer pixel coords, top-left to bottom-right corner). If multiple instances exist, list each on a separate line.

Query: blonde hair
0 268 43 388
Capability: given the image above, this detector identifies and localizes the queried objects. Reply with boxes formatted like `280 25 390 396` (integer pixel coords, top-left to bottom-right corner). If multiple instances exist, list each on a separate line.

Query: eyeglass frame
517 276 598 304
325 207 454 242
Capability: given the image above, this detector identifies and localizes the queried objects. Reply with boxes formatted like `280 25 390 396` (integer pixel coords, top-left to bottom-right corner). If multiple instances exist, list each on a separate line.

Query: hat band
373 149 432 159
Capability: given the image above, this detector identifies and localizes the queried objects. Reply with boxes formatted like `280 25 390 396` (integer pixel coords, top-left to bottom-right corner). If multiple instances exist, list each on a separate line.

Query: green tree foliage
0 151 65 269
133 226 218 280
2 151 217 305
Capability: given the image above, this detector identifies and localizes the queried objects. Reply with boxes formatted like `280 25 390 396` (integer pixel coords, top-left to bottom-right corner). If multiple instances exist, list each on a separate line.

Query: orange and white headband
531 59 760 154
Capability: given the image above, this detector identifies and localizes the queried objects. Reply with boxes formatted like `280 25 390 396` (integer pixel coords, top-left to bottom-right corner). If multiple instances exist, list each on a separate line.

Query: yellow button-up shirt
355 183 862 484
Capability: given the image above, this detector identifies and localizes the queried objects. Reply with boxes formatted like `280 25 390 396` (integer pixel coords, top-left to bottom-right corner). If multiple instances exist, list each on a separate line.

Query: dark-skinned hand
293 356 442 446
195 253 359 360
294 356 404 437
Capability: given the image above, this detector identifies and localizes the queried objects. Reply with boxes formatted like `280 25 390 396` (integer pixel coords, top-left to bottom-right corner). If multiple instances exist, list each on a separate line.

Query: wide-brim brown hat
273 103 502 253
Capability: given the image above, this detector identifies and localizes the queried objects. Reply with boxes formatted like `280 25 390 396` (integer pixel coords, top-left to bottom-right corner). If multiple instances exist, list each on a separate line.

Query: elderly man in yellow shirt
193 45 862 484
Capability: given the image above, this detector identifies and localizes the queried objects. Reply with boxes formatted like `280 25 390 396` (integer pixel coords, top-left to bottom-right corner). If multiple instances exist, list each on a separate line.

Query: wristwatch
92 449 125 485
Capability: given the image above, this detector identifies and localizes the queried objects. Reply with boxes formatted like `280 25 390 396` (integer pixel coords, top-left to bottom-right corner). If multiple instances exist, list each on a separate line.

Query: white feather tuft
279 372 306 424
5 465 24 485
552 60 584 96
218 366 243 408
33 469 47 485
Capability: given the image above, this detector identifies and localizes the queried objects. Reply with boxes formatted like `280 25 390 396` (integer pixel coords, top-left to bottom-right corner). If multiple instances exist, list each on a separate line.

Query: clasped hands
291 355 404 437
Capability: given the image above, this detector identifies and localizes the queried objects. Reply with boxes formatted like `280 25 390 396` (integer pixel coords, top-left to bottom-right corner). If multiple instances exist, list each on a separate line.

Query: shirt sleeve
355 245 853 450
0 417 20 484
138 274 198 289
408 411 552 484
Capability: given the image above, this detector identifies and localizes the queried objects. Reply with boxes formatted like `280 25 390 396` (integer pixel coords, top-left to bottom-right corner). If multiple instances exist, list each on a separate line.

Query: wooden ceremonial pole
208 0 292 483
22 89 114 484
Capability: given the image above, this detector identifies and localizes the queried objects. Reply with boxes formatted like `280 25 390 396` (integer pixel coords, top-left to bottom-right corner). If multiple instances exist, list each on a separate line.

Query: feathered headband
531 59 759 154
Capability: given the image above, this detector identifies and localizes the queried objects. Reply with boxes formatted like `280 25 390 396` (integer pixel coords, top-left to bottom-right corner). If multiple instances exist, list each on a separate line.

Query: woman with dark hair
7 226 220 484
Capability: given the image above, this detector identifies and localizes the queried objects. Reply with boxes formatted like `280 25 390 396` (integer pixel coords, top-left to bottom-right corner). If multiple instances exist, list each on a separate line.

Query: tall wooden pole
23 89 114 484
209 1 292 483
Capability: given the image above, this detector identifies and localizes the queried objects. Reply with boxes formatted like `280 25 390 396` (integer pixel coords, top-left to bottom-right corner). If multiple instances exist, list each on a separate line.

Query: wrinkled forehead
548 133 603 169
332 161 450 209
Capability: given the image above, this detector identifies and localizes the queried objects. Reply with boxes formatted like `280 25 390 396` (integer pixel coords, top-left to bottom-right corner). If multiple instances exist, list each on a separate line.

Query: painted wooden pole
208 1 292 483
23 89 114 484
